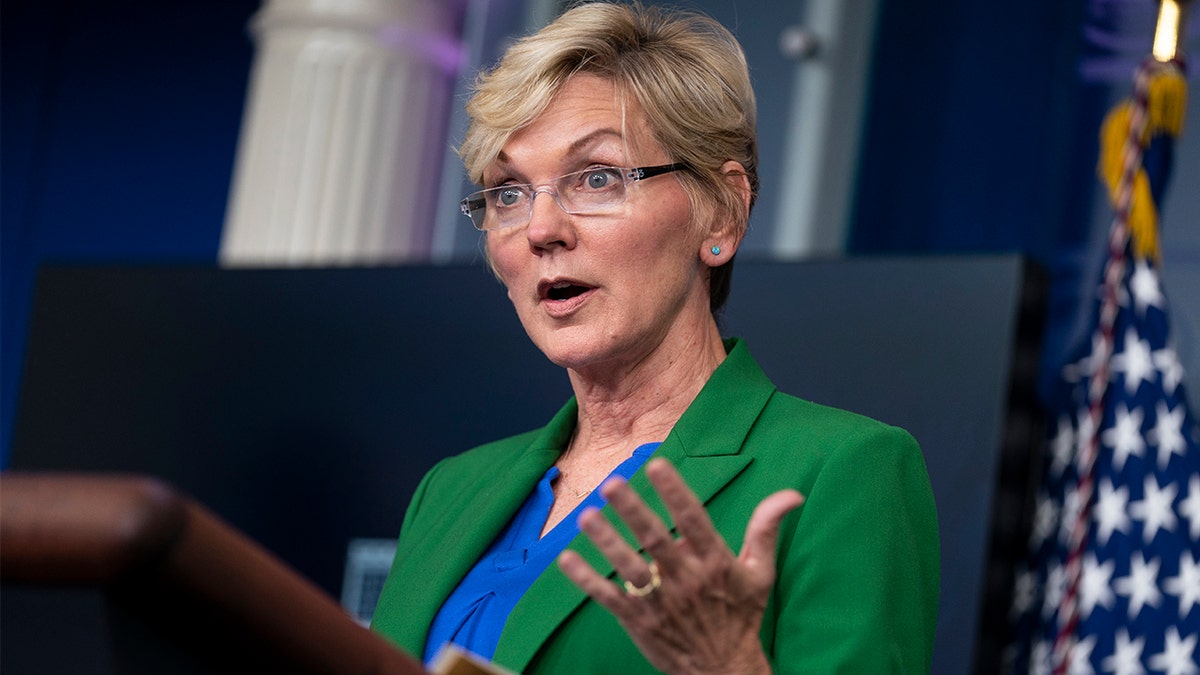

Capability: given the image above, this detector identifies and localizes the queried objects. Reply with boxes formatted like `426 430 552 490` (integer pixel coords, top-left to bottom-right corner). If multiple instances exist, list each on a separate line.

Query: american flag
1007 256 1200 673
1006 53 1199 674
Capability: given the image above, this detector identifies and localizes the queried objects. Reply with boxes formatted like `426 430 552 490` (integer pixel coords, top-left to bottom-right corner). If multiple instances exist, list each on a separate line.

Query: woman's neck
564 320 727 460
540 319 726 536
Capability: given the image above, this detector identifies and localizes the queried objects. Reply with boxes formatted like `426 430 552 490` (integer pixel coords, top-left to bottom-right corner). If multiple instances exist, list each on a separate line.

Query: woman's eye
583 168 620 190
495 187 524 207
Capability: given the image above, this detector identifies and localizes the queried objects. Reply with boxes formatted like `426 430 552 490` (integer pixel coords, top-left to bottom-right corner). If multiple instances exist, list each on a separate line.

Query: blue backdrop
2 0 256 465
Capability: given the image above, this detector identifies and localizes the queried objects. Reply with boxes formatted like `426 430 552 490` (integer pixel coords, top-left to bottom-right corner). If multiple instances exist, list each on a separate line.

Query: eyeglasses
459 163 686 231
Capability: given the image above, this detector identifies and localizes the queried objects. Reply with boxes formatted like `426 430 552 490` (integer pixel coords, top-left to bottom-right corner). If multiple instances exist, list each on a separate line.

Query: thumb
738 489 804 577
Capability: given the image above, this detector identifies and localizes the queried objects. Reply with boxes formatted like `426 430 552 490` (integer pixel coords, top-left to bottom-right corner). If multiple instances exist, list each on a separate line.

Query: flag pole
1050 2 1189 672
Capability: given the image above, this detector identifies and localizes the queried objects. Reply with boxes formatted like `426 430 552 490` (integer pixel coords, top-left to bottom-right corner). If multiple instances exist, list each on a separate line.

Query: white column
221 0 466 266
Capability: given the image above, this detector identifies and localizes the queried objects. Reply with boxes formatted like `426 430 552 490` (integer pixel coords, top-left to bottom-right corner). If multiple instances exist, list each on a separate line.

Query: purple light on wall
379 25 467 74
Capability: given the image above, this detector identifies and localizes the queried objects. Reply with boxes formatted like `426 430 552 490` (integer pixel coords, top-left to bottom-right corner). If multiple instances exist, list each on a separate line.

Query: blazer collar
493 338 778 671
388 401 577 655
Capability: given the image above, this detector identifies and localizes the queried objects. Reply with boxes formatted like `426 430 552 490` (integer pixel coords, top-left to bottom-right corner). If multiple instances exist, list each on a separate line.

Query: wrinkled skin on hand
558 458 804 675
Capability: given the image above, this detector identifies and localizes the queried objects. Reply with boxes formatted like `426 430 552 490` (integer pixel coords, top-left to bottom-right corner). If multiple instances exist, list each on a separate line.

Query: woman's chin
528 331 622 373
534 341 605 372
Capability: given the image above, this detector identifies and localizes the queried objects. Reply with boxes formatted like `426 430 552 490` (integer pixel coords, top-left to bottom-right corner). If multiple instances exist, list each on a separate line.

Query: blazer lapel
385 402 577 654
493 339 777 671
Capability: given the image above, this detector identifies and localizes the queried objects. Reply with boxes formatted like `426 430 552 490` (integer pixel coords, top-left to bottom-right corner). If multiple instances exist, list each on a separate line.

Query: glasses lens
462 187 523 231
557 167 626 213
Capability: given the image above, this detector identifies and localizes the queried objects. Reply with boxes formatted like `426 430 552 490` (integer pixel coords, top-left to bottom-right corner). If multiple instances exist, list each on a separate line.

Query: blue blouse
422 442 660 665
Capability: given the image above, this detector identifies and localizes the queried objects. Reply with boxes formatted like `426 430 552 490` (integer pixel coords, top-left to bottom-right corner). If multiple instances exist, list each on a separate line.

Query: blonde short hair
460 1 758 312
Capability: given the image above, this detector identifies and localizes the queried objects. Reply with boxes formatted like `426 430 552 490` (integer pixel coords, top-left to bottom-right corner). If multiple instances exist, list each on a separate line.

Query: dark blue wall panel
1 0 257 465
852 0 1092 259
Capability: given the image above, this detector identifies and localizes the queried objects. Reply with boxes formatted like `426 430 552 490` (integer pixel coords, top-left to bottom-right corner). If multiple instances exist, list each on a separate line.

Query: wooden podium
0 473 426 674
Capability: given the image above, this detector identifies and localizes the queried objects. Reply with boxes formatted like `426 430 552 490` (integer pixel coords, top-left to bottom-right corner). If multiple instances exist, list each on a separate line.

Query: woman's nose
524 189 577 251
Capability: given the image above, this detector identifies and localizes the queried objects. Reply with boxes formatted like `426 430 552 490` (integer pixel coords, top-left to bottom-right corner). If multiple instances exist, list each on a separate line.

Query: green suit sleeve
370 457 447 652
770 425 940 673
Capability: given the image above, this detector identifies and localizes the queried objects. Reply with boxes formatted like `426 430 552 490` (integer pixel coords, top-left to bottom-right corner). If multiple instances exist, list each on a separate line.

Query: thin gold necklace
557 467 590 498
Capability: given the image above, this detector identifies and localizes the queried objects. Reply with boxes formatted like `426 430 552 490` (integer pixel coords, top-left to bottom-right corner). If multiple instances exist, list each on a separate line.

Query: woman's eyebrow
494 128 625 168
564 128 624 157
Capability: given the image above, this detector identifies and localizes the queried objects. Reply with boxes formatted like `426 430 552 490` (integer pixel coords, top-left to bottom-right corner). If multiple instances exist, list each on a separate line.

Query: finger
599 475 679 565
576 505 658 588
737 489 804 579
644 458 724 554
558 550 635 616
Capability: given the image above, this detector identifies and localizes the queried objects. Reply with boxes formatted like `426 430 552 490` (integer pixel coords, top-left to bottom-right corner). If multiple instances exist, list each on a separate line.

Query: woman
372 3 939 673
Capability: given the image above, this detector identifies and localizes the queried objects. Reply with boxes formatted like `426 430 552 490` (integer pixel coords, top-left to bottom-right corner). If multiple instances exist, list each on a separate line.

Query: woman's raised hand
557 457 804 674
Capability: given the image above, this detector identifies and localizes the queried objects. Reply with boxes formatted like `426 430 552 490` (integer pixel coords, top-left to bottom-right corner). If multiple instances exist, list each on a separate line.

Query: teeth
552 282 571 288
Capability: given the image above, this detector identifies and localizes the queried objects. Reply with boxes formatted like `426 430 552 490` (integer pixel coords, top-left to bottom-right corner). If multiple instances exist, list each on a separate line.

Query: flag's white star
1152 345 1185 394
1051 416 1077 477
1064 334 1107 383
1115 552 1162 618
1081 554 1116 617
1094 479 1132 545
1130 475 1179 543
1011 567 1038 618
1111 328 1155 395
1100 629 1146 675
1148 400 1188 470
1067 635 1098 675
1164 552 1200 618
1044 563 1067 620
1033 491 1060 546
1062 362 1082 384
1181 476 1200 540
1147 626 1199 675
1129 259 1164 315
1102 403 1146 471
1062 487 1086 546
1032 640 1054 675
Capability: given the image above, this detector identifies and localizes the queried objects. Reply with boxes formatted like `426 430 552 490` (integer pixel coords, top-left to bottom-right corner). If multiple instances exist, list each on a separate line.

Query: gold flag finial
1152 0 1188 61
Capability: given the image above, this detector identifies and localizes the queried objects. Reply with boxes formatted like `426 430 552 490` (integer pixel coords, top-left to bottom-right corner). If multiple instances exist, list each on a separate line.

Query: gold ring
622 561 662 598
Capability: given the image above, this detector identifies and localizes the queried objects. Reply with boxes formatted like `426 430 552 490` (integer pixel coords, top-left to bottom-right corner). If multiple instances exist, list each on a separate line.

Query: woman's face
484 74 717 376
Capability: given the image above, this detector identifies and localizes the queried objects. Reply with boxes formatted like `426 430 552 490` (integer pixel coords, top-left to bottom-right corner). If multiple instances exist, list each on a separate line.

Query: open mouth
548 283 588 301
540 279 593 302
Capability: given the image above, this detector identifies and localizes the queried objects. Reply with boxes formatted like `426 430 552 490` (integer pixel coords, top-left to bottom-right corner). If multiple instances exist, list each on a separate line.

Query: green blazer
372 339 939 673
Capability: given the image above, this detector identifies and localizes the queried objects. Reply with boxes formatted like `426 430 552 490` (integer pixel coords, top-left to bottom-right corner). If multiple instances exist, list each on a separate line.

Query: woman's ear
700 160 751 266
722 160 753 215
